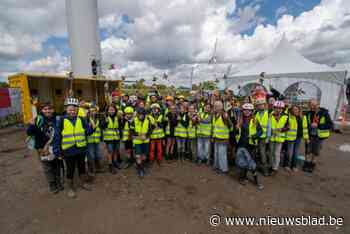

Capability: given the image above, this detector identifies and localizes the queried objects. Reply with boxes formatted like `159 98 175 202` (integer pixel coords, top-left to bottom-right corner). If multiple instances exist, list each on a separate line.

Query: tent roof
234 36 339 77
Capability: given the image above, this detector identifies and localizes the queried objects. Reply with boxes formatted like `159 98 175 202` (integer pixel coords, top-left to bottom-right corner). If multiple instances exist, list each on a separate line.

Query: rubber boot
79 175 92 191
253 172 264 190
49 181 59 194
302 161 308 172
55 176 64 191
109 164 117 175
67 179 76 198
239 169 248 185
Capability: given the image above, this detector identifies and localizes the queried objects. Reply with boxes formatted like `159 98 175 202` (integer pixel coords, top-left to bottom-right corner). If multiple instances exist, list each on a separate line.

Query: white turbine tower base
66 0 102 78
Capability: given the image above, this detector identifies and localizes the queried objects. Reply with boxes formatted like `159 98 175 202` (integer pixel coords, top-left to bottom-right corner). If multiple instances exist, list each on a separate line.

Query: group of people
27 90 333 198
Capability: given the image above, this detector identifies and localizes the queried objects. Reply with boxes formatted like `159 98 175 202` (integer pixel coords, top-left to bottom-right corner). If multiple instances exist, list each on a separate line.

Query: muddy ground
0 126 349 234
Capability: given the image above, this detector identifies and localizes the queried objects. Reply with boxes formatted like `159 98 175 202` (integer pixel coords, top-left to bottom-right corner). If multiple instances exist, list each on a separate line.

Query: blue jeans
213 142 228 172
87 143 101 161
197 137 210 161
286 138 302 168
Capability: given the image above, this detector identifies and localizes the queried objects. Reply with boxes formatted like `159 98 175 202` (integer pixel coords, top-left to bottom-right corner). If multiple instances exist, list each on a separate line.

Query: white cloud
2 0 350 85
275 6 287 19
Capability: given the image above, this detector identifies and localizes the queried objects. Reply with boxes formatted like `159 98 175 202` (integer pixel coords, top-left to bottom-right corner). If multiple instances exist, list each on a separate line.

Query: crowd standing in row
27 90 333 198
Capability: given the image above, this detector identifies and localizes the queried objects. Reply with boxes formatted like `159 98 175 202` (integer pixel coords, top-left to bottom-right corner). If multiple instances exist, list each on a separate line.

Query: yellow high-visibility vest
175 114 188 138
61 117 87 150
286 115 309 141
255 110 269 138
318 116 330 139
133 117 151 145
103 116 120 141
270 113 288 143
197 112 212 137
87 119 101 144
150 115 165 139
122 120 131 141
187 118 197 139
212 115 230 140
235 119 257 145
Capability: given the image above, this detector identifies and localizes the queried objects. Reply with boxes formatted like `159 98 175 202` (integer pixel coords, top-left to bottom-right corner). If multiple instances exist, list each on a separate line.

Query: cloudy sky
1 0 350 85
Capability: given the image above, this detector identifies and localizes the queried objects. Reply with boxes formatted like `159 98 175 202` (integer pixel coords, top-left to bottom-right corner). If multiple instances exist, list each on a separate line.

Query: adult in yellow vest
269 101 289 175
78 100 88 118
174 103 189 162
187 104 199 161
284 105 309 172
235 103 264 190
53 98 94 198
121 106 135 169
212 101 231 173
86 105 103 179
101 105 122 175
254 97 270 176
149 103 166 164
197 103 212 165
304 99 333 172
130 108 153 177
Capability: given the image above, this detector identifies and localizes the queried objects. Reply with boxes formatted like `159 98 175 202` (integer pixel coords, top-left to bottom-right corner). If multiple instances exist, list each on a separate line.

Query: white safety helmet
129 95 138 102
64 98 79 107
273 100 285 108
242 103 254 110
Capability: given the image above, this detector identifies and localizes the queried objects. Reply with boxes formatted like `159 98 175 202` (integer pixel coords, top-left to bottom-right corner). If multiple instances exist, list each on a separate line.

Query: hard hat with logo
273 100 285 108
64 98 79 107
242 103 254 110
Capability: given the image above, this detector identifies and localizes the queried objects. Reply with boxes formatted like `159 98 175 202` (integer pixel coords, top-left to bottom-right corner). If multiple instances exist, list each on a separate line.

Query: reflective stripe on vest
103 116 120 141
302 116 309 140
212 115 229 140
175 115 188 138
87 119 101 144
150 115 165 139
255 110 268 138
187 120 197 139
133 117 151 145
270 114 288 143
61 118 87 150
317 116 330 139
122 121 131 141
198 112 212 137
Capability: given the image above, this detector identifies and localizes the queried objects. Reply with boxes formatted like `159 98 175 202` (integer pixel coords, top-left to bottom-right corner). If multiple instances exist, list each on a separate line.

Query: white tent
227 36 348 119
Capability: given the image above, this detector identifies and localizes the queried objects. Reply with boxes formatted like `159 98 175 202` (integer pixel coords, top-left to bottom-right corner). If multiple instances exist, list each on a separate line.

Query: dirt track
0 126 349 234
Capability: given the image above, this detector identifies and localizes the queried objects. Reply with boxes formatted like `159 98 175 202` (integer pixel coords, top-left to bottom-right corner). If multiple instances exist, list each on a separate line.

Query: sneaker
67 188 76 198
292 167 298 172
284 167 292 172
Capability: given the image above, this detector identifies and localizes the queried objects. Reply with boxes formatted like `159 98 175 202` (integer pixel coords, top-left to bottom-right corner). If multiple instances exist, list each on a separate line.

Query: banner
0 88 22 128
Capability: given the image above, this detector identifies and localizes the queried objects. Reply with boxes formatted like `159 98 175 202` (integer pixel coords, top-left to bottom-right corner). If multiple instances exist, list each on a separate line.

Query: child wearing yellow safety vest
268 101 289 175
174 103 189 162
121 106 135 169
164 105 177 160
130 108 153 177
149 103 166 164
86 105 103 179
196 103 212 165
53 98 94 198
283 105 309 172
101 105 122 175
212 101 232 173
